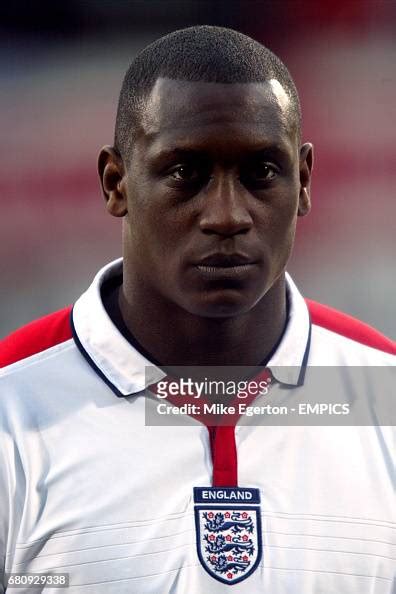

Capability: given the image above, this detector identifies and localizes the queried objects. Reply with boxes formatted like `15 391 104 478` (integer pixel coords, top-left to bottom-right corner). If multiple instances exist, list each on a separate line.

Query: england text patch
194 487 262 585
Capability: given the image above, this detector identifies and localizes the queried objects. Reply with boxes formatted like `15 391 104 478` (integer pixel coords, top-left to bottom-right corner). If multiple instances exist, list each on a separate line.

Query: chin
183 290 260 319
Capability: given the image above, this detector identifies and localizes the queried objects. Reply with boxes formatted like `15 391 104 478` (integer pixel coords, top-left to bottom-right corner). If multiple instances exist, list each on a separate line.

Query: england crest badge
194 487 262 585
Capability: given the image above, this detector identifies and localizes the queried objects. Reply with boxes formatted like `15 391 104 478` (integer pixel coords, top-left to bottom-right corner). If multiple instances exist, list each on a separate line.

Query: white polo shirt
0 259 394 593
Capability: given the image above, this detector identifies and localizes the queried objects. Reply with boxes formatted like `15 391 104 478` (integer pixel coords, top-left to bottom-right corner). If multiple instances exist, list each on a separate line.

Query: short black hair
114 25 301 159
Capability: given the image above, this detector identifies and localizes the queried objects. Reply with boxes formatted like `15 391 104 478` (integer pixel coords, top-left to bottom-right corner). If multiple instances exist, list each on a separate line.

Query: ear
298 142 313 217
98 146 127 217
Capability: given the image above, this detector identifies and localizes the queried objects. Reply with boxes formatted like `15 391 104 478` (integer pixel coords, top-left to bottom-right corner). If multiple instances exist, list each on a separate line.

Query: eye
169 164 200 182
250 162 278 181
239 160 280 189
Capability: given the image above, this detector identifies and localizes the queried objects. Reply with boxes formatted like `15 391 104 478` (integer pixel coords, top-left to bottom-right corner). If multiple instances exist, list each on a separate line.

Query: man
0 26 394 593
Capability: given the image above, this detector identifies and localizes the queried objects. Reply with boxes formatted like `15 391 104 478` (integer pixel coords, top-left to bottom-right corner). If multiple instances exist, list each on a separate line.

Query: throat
103 276 288 367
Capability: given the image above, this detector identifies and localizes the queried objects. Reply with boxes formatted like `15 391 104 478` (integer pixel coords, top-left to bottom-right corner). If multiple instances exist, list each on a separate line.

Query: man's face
115 78 312 318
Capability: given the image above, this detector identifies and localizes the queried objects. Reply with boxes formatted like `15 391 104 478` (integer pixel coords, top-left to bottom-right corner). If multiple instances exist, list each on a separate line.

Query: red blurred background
1 0 395 338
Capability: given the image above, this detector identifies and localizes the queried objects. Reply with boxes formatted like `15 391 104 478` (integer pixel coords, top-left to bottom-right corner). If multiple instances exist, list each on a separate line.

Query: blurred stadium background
1 0 395 338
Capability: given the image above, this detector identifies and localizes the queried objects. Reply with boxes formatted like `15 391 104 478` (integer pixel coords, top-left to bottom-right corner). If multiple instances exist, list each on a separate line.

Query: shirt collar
71 258 311 397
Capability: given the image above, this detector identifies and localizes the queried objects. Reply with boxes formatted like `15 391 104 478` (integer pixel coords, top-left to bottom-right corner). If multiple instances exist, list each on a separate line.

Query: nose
199 174 253 236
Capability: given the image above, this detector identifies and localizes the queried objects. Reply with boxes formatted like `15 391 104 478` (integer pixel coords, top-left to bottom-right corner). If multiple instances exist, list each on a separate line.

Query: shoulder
0 306 73 370
306 299 395 363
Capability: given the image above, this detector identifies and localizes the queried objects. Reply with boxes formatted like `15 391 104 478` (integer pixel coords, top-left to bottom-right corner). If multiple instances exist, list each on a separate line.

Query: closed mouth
196 263 255 272
196 253 256 267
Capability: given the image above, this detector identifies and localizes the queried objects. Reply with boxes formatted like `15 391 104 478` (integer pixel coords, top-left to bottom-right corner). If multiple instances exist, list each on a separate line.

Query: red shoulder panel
306 299 396 355
0 306 73 368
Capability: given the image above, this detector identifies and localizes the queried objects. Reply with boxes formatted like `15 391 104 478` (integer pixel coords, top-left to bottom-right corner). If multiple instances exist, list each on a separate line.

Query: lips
193 253 258 280
196 253 256 267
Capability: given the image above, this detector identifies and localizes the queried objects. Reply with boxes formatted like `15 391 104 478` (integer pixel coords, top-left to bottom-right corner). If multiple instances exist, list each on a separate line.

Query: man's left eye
250 162 277 181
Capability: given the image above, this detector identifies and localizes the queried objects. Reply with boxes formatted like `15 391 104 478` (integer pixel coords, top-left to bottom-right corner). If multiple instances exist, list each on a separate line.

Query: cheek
124 207 181 273
276 217 298 269
258 200 298 266
258 195 298 240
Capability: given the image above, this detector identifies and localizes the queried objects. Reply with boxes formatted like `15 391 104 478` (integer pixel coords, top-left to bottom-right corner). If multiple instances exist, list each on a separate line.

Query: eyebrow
151 147 203 159
148 143 292 164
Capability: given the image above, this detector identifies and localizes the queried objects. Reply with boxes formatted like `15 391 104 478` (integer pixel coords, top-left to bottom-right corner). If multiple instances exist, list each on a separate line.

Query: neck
116 275 287 367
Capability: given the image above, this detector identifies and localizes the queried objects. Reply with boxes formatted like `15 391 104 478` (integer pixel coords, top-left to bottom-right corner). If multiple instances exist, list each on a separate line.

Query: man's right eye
169 164 200 182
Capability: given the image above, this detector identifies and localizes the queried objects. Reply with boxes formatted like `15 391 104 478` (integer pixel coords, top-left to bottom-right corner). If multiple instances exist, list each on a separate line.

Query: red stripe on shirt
209 426 238 487
0 306 73 368
306 299 395 355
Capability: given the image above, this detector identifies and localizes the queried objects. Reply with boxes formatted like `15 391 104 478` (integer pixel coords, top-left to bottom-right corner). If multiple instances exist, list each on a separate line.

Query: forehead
139 78 295 149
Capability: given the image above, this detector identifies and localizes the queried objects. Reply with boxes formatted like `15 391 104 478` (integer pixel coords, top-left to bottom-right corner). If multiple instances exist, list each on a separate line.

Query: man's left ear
298 142 313 217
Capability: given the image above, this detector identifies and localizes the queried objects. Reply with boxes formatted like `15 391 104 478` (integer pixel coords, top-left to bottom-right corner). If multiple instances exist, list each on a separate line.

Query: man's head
114 25 302 160
99 26 313 319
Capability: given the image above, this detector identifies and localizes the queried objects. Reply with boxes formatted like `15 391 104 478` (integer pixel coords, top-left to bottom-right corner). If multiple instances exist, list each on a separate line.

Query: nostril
199 214 253 236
